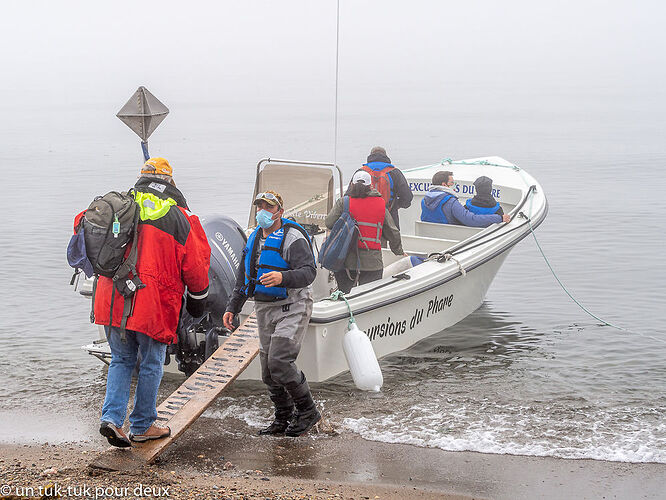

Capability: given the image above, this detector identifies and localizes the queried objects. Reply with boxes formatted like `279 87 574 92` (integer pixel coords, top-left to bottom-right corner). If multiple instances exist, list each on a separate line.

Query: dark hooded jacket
364 151 413 229
467 176 503 215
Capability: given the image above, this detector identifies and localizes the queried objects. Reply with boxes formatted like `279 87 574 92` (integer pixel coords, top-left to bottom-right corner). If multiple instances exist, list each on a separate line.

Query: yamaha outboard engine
171 215 247 376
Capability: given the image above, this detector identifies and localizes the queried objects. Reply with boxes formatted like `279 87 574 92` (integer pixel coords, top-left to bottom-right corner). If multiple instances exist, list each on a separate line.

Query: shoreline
0 443 466 500
1 415 665 499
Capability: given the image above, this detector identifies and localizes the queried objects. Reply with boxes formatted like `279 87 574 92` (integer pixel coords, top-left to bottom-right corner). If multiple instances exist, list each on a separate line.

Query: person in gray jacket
325 170 405 294
223 190 320 437
421 171 511 226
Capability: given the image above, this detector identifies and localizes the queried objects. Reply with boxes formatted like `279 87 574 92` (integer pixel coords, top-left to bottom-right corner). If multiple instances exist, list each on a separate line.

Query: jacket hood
366 152 392 164
423 187 454 210
469 176 497 208
135 176 189 210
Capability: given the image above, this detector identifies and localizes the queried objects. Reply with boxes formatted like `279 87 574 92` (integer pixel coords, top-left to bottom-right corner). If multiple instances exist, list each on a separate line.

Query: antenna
333 0 340 171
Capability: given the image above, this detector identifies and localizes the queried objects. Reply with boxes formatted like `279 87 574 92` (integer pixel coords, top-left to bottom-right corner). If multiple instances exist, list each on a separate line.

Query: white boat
81 155 547 382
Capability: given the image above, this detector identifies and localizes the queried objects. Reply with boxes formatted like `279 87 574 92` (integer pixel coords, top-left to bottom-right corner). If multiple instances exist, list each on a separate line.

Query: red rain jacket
74 181 210 344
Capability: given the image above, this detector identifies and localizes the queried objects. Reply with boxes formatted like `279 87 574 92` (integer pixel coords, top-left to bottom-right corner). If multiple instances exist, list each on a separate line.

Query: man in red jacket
85 158 211 447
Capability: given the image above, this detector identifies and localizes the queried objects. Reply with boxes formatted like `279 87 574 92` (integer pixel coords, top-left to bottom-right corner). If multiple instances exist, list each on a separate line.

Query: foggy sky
1 0 664 108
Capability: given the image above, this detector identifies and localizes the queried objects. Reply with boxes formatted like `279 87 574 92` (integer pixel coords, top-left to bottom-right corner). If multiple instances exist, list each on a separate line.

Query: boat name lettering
409 182 500 198
427 294 454 317
459 185 501 198
366 294 454 342
409 182 432 192
285 210 326 221
366 317 407 341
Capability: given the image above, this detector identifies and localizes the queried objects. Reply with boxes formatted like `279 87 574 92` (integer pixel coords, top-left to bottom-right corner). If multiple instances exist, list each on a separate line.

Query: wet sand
1 415 664 499
0 444 465 500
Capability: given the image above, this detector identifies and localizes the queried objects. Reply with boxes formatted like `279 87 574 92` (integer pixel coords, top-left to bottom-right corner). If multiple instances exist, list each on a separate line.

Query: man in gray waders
223 190 320 436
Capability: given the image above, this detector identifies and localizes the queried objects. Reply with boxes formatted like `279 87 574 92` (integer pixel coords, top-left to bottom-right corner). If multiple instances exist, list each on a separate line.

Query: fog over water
1 1 665 462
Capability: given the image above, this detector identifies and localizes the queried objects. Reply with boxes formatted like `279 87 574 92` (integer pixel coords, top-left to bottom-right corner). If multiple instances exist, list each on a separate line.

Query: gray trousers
255 288 313 391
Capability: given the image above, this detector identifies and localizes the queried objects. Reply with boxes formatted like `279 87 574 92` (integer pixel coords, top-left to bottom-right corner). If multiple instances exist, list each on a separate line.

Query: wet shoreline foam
1 414 665 499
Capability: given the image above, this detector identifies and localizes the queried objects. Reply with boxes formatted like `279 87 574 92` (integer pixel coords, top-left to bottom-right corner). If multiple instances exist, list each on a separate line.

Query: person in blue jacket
421 171 511 227
465 176 504 216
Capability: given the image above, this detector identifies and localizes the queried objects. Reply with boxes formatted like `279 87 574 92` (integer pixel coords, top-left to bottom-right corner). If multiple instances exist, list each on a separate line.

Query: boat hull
238 248 510 382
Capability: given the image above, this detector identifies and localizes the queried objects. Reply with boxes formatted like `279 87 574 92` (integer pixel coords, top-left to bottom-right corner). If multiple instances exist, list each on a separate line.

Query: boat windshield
249 163 335 229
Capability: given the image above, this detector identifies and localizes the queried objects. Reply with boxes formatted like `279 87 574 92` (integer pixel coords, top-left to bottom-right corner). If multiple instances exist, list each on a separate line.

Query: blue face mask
256 209 276 229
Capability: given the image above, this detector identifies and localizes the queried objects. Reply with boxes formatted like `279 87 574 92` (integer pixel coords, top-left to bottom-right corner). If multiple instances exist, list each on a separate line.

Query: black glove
186 294 206 318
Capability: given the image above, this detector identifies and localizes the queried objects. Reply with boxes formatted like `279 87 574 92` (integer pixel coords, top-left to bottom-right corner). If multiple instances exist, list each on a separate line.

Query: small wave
342 402 666 464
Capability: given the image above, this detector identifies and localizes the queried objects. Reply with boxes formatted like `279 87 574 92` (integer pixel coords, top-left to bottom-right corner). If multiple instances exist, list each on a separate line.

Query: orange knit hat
141 157 173 176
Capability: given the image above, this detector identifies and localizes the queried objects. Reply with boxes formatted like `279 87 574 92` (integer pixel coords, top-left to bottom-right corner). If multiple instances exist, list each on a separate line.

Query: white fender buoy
382 255 425 278
343 322 383 392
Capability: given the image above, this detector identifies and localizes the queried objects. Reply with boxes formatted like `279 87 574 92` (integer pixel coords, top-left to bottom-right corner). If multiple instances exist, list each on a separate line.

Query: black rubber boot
258 389 294 436
284 375 321 437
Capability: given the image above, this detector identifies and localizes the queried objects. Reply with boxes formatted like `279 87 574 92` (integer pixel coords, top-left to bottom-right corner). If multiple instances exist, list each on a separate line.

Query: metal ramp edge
90 312 259 471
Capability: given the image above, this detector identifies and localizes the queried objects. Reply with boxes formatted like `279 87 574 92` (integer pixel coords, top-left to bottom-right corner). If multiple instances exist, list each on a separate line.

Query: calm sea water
1 81 664 462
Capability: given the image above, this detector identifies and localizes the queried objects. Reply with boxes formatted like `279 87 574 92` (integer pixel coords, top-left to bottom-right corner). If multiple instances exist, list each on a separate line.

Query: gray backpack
83 191 139 279
80 191 144 339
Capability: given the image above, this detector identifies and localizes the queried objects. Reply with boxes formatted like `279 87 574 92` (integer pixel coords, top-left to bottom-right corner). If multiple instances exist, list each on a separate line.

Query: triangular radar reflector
116 86 169 141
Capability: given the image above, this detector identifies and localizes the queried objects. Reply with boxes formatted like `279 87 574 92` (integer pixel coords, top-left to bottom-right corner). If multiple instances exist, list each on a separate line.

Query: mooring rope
326 290 355 328
526 218 666 345
406 158 521 173
440 253 466 276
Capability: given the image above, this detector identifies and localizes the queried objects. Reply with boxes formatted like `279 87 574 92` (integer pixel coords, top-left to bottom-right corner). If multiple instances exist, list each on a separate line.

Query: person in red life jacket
223 191 320 437
421 170 511 227
74 158 211 448
361 146 413 230
325 170 405 294
465 176 504 216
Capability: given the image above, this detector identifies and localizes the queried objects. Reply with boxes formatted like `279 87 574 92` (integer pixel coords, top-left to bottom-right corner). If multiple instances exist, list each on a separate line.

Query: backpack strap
112 197 141 284
119 294 133 341
114 204 144 343
90 275 98 323
345 196 364 286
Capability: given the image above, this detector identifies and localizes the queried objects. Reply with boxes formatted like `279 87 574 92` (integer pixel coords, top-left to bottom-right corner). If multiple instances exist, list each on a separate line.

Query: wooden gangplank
90 312 260 471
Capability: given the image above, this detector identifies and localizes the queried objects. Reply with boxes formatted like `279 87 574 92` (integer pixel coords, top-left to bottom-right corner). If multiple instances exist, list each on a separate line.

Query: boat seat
400 234 457 254
414 220 483 241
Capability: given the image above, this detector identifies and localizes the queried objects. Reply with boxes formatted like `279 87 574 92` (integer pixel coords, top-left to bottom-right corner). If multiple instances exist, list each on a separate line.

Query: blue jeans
100 327 167 435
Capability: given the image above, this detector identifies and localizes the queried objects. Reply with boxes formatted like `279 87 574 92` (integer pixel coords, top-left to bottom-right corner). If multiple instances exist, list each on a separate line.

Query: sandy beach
1 415 664 500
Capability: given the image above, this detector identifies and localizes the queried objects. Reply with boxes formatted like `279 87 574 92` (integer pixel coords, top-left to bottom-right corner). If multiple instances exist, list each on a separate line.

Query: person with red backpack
73 158 211 448
325 170 405 293
361 146 413 229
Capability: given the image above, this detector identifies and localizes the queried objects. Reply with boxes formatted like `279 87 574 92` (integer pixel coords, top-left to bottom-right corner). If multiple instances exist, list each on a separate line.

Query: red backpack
361 164 394 207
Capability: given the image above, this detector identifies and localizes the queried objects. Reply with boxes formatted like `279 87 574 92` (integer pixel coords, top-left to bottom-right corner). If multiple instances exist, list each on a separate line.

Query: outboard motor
171 215 247 376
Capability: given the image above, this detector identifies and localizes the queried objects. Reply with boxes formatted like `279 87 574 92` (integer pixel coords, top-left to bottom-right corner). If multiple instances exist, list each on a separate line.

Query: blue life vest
420 192 454 224
242 219 312 301
465 199 500 215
